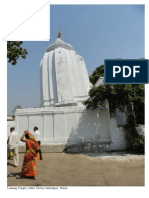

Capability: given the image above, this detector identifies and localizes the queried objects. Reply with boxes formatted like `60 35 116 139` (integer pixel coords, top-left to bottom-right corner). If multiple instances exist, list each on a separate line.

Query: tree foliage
85 64 145 123
124 115 144 154
89 64 104 85
7 41 28 65
85 63 145 153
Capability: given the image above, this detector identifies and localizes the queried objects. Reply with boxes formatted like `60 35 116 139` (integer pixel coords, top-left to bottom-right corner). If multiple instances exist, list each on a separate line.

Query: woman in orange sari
17 130 40 180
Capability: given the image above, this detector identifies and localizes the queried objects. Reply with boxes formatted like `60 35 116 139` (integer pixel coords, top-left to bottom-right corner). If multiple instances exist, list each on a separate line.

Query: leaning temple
8 33 137 153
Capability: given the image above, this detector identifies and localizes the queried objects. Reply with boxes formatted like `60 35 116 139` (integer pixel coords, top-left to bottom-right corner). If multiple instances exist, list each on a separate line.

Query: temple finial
58 30 61 38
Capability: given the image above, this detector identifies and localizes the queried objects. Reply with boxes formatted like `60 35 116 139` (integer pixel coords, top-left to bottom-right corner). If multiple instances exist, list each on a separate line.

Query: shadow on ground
7 172 35 180
64 150 144 157
7 162 16 167
7 172 21 178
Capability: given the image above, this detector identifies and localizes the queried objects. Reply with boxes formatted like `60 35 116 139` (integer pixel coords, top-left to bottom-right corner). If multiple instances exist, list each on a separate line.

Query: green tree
85 63 145 153
7 41 28 65
85 64 145 123
89 64 104 85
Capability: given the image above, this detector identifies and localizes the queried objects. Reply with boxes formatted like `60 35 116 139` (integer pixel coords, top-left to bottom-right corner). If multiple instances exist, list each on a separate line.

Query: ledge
18 142 113 153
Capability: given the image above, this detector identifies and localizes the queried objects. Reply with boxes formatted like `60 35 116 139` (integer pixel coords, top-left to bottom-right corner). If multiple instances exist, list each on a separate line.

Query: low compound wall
15 106 111 145
15 108 145 153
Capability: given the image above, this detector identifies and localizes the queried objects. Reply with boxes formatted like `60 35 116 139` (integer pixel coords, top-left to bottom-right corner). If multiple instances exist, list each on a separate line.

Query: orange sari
21 131 40 177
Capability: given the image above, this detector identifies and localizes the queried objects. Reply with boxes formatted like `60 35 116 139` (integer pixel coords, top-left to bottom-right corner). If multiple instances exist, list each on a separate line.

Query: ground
7 152 144 186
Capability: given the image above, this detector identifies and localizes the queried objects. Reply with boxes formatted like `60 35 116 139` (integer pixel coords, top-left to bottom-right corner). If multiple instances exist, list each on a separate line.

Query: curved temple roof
46 38 74 52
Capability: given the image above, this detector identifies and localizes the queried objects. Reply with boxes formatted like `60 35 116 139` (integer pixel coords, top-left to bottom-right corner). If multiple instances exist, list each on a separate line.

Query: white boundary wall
15 106 111 145
14 105 129 151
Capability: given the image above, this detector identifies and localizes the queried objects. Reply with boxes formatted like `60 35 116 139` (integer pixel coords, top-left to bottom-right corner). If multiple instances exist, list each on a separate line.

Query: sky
7 4 145 115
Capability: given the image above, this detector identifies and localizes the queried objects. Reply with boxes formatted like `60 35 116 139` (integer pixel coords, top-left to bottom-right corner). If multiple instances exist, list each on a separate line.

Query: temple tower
40 34 91 107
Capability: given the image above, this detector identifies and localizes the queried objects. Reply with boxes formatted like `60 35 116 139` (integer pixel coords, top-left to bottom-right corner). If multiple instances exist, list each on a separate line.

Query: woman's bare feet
16 175 22 179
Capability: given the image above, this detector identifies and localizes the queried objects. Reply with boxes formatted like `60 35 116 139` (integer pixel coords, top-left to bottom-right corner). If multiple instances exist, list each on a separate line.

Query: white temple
40 36 91 107
13 33 128 152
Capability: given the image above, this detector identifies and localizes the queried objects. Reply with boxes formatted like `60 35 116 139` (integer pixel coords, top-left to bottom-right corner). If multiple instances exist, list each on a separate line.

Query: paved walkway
7 152 144 186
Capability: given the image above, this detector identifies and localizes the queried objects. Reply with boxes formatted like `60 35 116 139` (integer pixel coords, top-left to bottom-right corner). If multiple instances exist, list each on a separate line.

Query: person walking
33 127 42 160
17 130 40 180
8 127 19 167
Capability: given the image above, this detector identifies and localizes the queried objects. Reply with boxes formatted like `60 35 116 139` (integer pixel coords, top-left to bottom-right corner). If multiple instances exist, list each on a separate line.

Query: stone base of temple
15 106 128 152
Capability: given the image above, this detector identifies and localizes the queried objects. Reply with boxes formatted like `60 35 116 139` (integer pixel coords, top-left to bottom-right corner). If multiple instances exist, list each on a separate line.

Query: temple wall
14 105 135 152
116 109 127 125
109 118 128 151
13 107 144 152
15 107 112 146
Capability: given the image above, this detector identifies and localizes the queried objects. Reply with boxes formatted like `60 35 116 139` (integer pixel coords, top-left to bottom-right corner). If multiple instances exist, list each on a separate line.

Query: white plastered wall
15 106 112 145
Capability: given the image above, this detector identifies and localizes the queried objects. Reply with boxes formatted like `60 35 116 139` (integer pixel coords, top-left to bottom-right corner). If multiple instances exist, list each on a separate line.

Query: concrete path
7 152 144 186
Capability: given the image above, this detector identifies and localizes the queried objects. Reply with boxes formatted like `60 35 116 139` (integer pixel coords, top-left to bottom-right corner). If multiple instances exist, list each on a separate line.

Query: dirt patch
7 152 145 186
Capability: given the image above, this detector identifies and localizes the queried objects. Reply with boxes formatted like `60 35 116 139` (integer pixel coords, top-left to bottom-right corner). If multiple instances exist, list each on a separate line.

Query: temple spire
58 30 61 38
